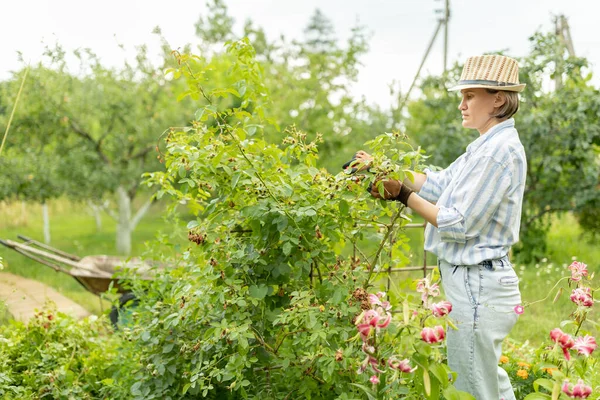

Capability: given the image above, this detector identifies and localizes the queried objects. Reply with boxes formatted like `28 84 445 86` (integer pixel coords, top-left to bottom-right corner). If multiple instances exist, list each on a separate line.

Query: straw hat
449 55 526 92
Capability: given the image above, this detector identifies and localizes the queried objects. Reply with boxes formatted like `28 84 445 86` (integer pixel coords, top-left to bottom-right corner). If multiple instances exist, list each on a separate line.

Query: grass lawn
0 198 180 316
510 213 599 347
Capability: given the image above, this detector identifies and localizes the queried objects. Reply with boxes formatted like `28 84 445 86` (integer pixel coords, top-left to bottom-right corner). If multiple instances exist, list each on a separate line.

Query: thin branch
68 118 110 164
103 205 119 222
274 329 308 353
364 208 404 288
129 145 154 160
131 197 154 230
525 206 573 226
250 326 277 355
315 261 322 284
0 66 29 157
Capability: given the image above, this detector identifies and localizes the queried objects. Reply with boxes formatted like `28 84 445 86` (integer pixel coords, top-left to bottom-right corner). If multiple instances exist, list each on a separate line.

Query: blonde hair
486 89 520 119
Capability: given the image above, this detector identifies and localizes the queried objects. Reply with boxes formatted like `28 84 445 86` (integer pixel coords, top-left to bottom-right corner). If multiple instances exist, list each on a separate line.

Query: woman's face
458 88 502 133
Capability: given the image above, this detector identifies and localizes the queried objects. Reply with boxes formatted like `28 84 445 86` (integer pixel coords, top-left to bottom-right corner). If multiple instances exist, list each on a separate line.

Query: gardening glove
368 178 414 206
368 178 401 200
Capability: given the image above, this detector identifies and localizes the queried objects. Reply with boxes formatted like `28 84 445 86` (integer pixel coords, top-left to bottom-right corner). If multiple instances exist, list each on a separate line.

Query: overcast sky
1 0 599 106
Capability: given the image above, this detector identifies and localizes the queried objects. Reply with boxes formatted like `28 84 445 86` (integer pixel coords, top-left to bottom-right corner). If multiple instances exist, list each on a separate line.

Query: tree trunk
94 208 102 232
88 201 103 232
42 202 51 244
20 200 28 226
116 186 132 255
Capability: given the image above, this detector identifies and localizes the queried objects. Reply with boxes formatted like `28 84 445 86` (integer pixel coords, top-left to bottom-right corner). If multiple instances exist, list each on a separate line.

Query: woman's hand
369 178 402 200
354 150 373 172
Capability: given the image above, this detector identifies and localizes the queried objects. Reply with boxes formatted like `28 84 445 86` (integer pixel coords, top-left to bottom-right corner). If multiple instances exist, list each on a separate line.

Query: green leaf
283 242 293 256
162 343 174 353
131 381 142 395
330 287 345 304
428 363 450 389
339 199 349 216
231 173 241 189
423 368 431 397
349 383 377 400
533 378 555 393
442 386 466 400
186 220 199 229
305 208 317 217
523 394 551 400
249 285 268 300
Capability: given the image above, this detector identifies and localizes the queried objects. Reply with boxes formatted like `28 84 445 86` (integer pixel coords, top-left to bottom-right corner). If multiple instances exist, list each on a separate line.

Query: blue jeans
439 257 521 400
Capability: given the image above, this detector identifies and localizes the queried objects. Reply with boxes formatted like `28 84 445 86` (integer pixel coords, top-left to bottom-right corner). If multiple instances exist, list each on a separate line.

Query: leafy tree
193 2 391 172
0 45 195 254
404 66 467 167
517 32 600 256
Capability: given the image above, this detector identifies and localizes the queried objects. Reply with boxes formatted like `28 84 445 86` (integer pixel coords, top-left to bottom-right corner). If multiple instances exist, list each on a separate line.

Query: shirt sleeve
436 155 512 244
418 157 461 202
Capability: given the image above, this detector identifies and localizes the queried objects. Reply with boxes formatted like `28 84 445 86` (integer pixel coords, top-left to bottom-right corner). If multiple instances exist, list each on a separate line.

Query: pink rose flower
421 325 445 344
416 278 440 304
568 261 588 282
363 310 380 327
562 379 592 399
368 356 384 373
431 300 453 317
573 335 597 357
570 287 593 308
358 354 384 375
368 292 392 311
550 328 575 360
376 312 391 328
388 357 414 373
368 294 380 305
514 305 524 315
369 375 380 384
356 308 392 340
362 343 375 355
550 328 565 342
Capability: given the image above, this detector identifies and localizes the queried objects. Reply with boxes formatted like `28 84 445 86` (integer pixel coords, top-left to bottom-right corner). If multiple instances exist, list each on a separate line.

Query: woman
356 54 526 399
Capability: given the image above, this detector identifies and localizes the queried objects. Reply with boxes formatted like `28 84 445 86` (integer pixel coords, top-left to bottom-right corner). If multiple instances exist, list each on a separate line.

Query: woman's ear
494 92 507 108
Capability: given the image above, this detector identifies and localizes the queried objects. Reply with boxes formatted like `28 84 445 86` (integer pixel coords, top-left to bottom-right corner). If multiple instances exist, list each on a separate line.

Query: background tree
0 44 195 254
404 32 600 260
193 1 391 172
516 32 600 258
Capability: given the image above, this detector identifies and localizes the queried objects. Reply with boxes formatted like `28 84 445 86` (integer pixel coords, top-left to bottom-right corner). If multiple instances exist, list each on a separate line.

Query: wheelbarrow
0 235 154 326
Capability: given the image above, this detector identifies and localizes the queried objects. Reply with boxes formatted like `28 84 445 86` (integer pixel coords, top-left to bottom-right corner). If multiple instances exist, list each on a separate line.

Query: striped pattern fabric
460 55 520 86
418 119 527 266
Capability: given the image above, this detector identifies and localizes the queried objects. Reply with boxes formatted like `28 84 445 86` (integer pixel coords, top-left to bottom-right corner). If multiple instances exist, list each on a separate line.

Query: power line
398 0 450 112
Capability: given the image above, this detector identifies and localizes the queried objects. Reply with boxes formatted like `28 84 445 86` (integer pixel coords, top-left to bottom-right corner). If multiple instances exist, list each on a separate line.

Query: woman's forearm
406 192 439 228
403 172 427 192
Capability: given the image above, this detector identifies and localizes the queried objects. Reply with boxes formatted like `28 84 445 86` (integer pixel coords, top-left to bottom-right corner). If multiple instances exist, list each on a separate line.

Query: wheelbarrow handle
16 235 81 261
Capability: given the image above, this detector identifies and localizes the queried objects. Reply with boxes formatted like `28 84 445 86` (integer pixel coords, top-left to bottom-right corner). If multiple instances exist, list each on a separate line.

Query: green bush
105 39 473 399
0 305 127 399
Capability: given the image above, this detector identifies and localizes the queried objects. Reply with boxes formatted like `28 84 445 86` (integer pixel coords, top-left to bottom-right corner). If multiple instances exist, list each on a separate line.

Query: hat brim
448 83 526 92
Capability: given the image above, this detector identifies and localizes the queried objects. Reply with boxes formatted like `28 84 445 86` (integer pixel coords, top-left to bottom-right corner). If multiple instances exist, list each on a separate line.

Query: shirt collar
466 118 515 154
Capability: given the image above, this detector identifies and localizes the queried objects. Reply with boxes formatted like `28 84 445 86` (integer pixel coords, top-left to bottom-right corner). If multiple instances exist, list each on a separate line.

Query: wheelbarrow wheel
109 292 139 329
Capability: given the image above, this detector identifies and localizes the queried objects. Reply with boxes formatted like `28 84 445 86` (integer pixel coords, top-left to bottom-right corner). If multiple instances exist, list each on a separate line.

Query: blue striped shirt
418 118 527 266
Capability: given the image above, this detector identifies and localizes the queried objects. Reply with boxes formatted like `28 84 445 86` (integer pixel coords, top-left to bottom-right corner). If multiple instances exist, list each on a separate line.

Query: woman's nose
458 98 466 110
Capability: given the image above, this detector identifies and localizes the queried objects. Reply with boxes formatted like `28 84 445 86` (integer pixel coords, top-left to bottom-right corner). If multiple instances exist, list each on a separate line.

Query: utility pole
443 0 450 72
398 0 451 112
554 14 576 90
